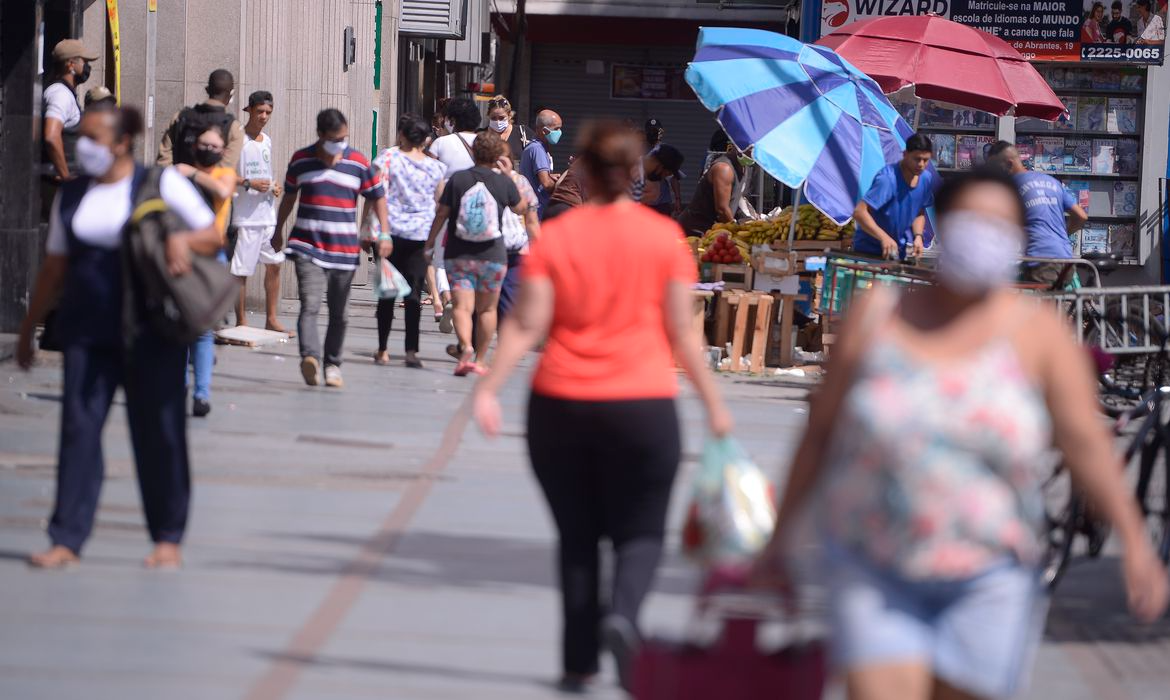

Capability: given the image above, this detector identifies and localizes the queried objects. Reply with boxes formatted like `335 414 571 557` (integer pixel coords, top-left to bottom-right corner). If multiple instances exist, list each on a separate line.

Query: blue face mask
546 128 563 145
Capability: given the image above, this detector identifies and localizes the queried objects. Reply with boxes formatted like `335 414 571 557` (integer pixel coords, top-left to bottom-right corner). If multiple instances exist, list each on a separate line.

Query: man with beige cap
43 39 98 186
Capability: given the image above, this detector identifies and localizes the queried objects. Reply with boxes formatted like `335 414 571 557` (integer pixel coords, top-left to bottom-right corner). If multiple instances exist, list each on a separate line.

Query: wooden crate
709 263 753 290
711 291 774 374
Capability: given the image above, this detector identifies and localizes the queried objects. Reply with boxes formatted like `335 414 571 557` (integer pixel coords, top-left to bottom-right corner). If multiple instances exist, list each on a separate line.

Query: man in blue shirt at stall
852 133 938 261
988 140 1088 285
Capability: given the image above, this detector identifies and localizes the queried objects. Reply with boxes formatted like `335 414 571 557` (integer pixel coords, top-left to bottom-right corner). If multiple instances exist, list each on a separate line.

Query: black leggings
376 237 428 353
527 392 681 676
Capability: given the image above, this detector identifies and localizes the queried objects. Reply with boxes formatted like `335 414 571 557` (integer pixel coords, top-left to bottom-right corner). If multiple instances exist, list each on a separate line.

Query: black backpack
122 167 237 345
171 103 235 165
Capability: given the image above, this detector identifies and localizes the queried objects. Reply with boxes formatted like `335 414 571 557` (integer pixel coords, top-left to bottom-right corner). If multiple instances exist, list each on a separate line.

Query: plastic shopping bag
682 437 776 567
373 257 412 301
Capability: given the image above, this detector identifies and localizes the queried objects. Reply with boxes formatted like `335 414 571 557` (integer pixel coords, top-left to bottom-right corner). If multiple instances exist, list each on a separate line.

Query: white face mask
936 210 1023 295
321 139 347 156
76 135 115 177
489 119 509 133
443 120 455 134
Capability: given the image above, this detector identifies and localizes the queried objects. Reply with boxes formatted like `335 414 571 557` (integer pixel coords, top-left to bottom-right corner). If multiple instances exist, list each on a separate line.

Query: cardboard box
753 273 801 294
751 251 798 277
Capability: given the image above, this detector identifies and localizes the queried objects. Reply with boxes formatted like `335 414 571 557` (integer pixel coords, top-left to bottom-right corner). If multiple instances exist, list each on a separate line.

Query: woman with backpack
426 131 527 376
175 124 237 417
15 104 220 570
371 114 448 368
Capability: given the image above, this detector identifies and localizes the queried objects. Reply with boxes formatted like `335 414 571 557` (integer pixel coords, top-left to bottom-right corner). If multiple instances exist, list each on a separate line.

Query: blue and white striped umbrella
686 27 916 226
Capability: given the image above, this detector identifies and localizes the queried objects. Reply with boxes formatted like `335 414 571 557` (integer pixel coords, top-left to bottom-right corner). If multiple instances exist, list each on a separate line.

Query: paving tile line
242 393 474 700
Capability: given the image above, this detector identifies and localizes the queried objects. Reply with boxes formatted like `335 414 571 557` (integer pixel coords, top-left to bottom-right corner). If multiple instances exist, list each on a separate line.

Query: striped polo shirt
284 145 385 270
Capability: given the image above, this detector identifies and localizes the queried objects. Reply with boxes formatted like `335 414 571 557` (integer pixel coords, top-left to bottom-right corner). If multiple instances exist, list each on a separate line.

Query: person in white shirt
1135 0 1166 43
17 105 219 570
230 91 291 334
426 97 480 173
425 97 483 331
41 39 97 219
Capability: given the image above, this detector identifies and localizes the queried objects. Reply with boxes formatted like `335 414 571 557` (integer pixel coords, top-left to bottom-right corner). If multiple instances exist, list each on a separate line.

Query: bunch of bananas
771 205 855 241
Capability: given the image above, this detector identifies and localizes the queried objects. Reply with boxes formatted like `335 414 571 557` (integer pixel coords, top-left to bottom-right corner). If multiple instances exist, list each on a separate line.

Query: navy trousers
49 335 191 554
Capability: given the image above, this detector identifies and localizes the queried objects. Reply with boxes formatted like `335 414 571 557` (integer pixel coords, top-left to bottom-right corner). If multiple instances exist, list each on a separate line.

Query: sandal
405 356 424 369
374 351 391 366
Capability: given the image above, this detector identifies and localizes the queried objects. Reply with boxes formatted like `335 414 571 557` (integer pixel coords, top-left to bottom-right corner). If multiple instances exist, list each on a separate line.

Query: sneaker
602 614 640 693
324 364 344 388
439 302 454 334
300 356 320 386
192 398 211 418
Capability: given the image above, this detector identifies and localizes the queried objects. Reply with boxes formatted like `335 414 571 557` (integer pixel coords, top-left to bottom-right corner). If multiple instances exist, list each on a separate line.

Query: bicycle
1042 333 1170 591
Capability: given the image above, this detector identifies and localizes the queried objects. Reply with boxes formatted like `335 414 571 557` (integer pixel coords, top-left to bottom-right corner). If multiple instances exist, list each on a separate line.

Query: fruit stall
687 206 857 372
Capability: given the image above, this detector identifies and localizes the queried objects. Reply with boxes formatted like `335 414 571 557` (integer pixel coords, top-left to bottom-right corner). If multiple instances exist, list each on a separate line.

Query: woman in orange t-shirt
176 124 237 418
473 120 732 693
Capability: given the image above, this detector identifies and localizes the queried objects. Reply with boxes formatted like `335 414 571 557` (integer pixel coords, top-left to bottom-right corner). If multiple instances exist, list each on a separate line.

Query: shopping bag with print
682 437 776 567
373 257 411 301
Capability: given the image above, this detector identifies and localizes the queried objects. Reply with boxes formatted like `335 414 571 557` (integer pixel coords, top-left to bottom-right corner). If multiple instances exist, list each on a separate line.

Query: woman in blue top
16 105 220 570
371 114 447 368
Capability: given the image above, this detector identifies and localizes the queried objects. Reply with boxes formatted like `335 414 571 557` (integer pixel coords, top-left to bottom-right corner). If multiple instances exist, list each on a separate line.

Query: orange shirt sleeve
522 227 554 281
665 223 698 284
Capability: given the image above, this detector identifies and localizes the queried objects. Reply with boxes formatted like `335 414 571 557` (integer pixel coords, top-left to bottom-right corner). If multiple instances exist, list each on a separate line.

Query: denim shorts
822 540 1048 699
445 258 507 294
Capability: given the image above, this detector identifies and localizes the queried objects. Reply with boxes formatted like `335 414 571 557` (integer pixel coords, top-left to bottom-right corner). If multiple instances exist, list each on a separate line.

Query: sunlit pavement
0 290 1166 699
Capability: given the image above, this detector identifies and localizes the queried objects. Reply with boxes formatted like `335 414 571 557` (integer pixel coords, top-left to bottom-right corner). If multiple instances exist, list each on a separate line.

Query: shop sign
820 0 1165 64
611 64 695 101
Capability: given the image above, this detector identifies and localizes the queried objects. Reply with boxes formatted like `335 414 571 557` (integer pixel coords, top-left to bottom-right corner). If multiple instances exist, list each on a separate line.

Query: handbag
634 592 825 700
122 167 238 346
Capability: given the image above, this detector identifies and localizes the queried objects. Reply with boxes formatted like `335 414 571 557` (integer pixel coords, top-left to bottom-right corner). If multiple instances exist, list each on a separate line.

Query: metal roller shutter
529 43 723 202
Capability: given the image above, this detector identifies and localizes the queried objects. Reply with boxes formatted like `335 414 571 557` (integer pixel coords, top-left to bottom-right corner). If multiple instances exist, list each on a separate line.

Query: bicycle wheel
1131 418 1170 565
1040 462 1079 591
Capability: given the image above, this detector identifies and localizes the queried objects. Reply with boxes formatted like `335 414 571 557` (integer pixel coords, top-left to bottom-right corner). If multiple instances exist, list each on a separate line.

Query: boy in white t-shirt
230 91 291 334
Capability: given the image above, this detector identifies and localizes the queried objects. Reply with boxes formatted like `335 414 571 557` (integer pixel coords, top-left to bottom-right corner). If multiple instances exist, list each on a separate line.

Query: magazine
1066 180 1092 210
952 108 994 129
1116 139 1140 176
1069 229 1081 257
1034 136 1065 173
1016 136 1036 169
920 100 955 128
1081 224 1109 254
933 133 957 169
1092 69 1121 91
1063 138 1092 173
1078 97 1107 132
1119 71 1144 91
1112 181 1139 217
1053 97 1077 131
1047 66 1071 89
1092 139 1117 175
1107 98 1138 134
1108 224 1136 258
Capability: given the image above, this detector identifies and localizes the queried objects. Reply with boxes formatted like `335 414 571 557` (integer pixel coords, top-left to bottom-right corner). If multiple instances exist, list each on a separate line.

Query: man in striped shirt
274 108 389 388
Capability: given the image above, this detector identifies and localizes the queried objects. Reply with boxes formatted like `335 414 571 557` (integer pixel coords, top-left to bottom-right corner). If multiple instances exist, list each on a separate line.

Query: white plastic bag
682 437 777 567
373 257 412 301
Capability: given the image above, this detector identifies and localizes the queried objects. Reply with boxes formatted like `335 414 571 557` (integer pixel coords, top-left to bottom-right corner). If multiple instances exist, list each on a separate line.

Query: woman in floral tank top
755 168 1167 700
